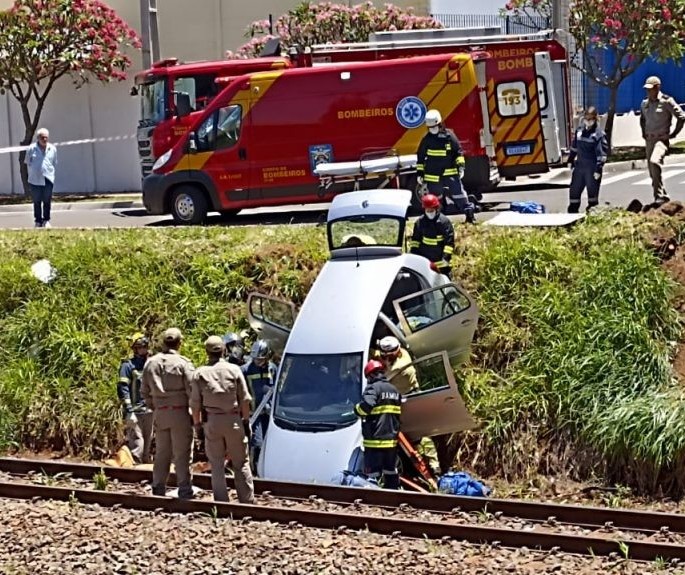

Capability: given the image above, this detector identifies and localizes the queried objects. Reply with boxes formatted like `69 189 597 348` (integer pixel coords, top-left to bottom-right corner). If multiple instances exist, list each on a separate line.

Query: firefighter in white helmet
416 109 475 224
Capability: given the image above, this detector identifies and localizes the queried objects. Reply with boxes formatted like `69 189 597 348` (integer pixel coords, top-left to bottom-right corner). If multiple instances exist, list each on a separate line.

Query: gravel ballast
1 498 682 575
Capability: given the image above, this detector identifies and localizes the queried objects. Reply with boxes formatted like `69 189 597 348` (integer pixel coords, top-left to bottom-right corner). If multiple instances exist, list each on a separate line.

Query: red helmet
421 194 440 210
364 359 385 379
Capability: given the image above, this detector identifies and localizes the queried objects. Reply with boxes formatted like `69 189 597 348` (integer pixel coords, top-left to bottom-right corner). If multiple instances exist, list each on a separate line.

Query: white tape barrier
0 134 136 154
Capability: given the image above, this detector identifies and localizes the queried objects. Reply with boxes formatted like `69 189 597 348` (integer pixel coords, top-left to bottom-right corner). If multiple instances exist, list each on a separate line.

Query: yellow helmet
130 332 149 348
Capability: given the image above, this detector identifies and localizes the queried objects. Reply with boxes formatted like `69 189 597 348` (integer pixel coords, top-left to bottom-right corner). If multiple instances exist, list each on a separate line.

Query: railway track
2 457 685 562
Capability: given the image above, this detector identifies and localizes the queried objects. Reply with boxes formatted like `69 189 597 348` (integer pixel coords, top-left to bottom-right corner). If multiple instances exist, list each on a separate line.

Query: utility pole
139 0 160 68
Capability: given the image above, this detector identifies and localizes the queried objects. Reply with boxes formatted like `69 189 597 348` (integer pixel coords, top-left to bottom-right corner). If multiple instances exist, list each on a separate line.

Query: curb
546 154 685 182
0 200 144 213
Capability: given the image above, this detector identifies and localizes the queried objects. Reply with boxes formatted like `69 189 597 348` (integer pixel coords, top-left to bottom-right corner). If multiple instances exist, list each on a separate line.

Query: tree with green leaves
230 2 441 59
0 0 140 193
502 0 685 142
569 0 685 141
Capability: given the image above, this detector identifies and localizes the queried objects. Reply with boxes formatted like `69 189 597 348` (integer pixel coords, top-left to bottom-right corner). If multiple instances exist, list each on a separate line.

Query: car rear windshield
273 353 362 431
329 216 402 249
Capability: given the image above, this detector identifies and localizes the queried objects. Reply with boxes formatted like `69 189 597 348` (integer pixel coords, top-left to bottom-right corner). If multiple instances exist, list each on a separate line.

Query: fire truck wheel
170 186 208 225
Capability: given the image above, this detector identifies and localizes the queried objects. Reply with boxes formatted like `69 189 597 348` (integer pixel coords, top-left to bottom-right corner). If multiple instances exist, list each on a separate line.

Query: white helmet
425 109 442 128
379 336 401 354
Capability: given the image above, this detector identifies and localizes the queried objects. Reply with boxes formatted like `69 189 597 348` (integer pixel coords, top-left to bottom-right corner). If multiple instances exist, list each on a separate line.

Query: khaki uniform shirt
141 349 195 409
640 92 685 141
191 358 252 415
385 348 419 395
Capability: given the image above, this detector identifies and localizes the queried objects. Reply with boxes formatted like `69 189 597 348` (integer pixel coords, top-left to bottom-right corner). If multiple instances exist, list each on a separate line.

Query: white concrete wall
0 0 428 195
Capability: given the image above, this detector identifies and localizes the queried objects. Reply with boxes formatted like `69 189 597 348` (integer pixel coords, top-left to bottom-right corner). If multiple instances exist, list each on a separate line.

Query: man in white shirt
25 128 57 228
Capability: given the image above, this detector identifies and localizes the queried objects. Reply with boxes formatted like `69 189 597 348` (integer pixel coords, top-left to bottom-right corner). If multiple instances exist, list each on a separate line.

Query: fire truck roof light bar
311 30 555 53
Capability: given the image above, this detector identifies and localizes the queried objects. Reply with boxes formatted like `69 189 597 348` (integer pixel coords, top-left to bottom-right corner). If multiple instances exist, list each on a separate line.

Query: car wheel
170 186 208 225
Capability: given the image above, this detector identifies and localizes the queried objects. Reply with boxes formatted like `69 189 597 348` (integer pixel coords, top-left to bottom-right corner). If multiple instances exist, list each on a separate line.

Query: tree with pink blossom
231 2 441 59
502 0 685 142
0 0 141 193
499 0 551 30
569 0 685 140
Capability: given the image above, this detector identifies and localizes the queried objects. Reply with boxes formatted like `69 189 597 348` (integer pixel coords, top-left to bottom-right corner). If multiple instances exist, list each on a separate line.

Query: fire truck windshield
139 79 166 125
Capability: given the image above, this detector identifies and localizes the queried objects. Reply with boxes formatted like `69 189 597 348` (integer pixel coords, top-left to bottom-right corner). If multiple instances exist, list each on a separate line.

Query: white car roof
327 189 412 222
285 254 409 355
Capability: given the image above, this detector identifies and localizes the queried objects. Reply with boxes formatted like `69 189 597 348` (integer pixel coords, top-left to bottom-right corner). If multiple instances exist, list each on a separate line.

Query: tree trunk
604 85 619 146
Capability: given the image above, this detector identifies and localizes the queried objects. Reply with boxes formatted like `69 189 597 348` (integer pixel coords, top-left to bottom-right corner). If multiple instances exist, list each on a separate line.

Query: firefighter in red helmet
409 194 456 278
355 360 402 489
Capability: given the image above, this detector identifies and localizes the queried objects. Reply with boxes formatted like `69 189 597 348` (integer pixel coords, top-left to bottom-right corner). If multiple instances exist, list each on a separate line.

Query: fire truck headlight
152 149 172 172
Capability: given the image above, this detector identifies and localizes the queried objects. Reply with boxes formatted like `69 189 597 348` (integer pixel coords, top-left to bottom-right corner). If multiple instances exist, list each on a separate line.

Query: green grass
0 212 683 493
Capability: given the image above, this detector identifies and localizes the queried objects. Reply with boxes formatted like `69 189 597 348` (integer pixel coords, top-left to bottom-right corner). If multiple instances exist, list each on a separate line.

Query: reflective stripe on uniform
416 164 424 171
435 260 449 269
422 237 439 246
426 149 447 157
424 174 440 183
370 405 401 415
118 377 130 384
355 404 369 417
409 241 420 249
443 245 454 255
435 235 443 241
363 439 398 448
443 168 458 176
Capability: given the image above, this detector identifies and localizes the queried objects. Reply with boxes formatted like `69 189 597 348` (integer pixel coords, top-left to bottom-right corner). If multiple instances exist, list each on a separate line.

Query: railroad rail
2 457 685 562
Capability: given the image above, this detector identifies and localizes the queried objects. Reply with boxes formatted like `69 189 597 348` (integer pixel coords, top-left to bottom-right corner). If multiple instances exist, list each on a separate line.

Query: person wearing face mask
640 76 685 205
567 107 610 213
409 194 455 278
416 109 475 223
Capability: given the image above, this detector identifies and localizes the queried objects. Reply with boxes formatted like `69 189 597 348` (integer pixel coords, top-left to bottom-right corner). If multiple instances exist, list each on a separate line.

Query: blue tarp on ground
585 51 685 114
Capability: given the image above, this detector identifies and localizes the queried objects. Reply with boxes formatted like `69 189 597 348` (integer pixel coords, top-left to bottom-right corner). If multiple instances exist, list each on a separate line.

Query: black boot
465 207 476 224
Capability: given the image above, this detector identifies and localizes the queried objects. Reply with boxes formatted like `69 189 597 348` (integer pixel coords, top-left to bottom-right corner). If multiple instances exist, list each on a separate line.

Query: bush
1 211 684 494
0 226 327 456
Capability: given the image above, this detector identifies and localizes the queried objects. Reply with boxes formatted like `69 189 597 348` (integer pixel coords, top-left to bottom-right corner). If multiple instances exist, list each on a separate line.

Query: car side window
215 104 242 150
404 354 450 397
396 285 470 334
196 111 217 152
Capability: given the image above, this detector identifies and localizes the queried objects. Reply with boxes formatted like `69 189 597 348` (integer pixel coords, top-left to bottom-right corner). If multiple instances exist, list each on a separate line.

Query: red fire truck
143 48 562 224
133 57 292 176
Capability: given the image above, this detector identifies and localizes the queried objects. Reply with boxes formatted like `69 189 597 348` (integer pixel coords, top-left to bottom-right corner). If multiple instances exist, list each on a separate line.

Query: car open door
400 351 476 438
392 283 478 365
246 292 297 356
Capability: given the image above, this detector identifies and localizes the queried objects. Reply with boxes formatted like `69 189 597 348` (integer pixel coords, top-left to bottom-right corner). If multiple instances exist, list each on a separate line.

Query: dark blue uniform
355 374 402 489
417 129 474 219
241 359 277 460
568 122 610 213
117 355 149 416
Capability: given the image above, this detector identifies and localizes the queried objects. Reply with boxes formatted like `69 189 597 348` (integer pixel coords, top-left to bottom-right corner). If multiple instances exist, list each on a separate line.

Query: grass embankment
0 213 684 493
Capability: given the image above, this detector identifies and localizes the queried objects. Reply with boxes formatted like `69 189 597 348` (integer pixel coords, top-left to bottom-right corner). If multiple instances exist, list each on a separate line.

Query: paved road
1 164 683 230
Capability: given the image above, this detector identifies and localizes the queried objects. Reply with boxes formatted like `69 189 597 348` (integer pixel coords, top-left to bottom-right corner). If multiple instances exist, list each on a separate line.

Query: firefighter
567 106 610 213
141 328 195 498
376 336 417 395
409 194 455 278
416 109 475 223
377 336 440 476
241 339 277 471
191 336 254 503
117 332 153 464
222 332 245 366
355 360 402 490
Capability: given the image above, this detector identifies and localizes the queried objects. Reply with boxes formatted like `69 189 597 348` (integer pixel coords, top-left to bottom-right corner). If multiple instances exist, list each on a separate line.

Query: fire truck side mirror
176 93 192 118
187 133 197 154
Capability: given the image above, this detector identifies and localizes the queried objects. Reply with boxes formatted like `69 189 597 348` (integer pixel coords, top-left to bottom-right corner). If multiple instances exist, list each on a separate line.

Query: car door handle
461 319 472 325
444 397 456 403
239 148 247 160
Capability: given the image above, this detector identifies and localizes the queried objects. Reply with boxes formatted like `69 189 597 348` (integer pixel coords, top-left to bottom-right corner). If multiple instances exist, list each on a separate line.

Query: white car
247 189 479 484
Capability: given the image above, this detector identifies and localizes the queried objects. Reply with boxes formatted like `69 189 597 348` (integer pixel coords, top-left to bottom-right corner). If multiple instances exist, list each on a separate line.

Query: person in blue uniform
567 107 610 213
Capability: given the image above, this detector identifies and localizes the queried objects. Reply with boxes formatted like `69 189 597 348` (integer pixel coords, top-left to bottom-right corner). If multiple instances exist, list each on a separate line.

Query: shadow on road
116 208 330 227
